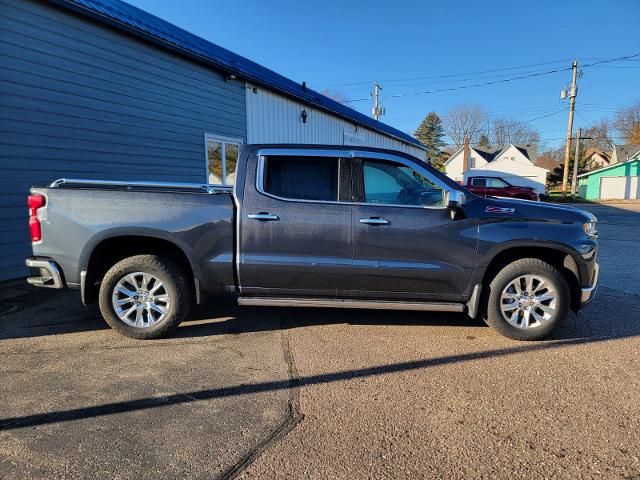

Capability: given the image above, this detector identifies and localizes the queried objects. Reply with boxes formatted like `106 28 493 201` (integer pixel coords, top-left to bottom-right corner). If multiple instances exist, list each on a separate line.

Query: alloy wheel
499 274 558 329
111 272 170 328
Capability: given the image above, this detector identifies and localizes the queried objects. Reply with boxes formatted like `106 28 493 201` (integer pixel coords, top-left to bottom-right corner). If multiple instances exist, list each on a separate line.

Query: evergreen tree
478 134 490 149
414 112 446 168
548 143 589 186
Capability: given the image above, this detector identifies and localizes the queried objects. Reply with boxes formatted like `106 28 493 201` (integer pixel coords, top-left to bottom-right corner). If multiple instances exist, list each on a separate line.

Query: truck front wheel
482 258 570 340
98 255 192 339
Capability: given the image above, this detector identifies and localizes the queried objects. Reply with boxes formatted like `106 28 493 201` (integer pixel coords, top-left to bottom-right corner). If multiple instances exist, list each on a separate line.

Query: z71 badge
485 206 515 214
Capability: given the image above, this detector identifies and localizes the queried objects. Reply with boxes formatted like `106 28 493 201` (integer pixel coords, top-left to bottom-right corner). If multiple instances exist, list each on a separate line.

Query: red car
465 176 539 201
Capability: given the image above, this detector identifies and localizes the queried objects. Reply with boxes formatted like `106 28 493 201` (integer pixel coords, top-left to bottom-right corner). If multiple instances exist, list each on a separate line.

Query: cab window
360 159 443 207
262 156 339 201
489 178 509 188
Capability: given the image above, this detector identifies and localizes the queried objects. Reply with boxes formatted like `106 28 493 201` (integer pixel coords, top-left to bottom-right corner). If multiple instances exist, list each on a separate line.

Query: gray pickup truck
26 145 599 341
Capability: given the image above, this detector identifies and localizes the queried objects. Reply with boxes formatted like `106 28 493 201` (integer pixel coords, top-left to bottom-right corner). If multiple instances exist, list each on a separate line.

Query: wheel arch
480 245 582 313
82 233 199 305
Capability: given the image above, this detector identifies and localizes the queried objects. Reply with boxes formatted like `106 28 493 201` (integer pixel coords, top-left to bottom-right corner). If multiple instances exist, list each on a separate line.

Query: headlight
583 221 597 236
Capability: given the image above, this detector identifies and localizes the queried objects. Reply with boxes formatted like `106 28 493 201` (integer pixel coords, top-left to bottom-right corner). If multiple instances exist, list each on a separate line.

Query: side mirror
446 190 464 209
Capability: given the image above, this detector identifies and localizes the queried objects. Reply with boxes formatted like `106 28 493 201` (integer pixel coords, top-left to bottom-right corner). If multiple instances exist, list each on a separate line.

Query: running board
237 297 465 312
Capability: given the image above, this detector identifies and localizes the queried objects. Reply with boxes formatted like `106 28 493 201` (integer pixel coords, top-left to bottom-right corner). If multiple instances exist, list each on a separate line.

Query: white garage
577 158 640 200
599 176 640 200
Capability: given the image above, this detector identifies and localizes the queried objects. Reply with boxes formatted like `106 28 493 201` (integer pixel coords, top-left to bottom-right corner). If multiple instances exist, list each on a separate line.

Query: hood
473 196 596 224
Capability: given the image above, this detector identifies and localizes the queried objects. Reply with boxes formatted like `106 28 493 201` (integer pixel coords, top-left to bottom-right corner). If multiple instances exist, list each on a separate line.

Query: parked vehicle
26 145 599 341
465 176 539 201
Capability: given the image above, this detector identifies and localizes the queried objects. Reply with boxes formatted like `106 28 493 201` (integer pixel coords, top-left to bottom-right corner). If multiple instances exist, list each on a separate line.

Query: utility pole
372 81 385 120
571 129 592 198
561 60 578 197
571 128 581 198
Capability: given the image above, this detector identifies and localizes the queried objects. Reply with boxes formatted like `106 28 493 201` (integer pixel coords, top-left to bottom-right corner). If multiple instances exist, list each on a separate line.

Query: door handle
359 217 390 225
248 213 280 221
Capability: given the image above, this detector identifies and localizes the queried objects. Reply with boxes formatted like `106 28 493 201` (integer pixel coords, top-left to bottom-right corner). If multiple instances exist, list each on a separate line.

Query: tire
98 254 193 339
481 258 570 341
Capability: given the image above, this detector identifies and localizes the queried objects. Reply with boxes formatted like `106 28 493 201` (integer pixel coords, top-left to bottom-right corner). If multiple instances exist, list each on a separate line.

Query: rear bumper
25 257 64 289
580 262 599 305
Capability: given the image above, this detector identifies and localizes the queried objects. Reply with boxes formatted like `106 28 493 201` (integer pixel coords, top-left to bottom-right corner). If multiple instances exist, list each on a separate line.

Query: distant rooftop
613 144 640 161
50 0 425 149
447 144 537 162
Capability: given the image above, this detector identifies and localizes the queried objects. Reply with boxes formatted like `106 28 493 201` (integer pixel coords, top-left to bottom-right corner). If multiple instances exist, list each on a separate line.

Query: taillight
28 194 45 242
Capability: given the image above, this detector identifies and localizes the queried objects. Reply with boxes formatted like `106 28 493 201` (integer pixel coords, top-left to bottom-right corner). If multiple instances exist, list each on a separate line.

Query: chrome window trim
255 148 451 210
49 178 232 193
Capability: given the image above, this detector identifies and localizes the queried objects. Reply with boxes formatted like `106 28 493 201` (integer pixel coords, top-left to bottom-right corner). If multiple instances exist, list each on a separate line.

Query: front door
239 150 352 297
351 156 477 301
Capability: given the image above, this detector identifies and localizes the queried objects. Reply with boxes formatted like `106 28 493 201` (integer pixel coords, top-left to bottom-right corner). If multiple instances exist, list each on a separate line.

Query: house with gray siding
0 0 425 281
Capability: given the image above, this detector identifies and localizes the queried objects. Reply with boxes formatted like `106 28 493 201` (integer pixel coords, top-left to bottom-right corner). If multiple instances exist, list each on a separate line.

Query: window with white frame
205 134 242 186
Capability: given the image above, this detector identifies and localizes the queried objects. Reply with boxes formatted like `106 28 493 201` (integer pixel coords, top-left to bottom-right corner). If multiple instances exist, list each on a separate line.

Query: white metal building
245 85 425 158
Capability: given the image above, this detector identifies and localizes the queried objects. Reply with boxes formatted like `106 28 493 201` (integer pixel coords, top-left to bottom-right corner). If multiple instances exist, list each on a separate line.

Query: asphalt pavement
239 202 640 479
1 202 639 479
0 296 293 479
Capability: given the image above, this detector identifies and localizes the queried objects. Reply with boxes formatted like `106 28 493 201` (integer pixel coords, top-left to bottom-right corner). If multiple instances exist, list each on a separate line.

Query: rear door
351 154 477 301
239 149 353 297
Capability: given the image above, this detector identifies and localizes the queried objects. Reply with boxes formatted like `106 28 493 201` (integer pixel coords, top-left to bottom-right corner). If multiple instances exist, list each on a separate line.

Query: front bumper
580 262 599 305
25 257 64 289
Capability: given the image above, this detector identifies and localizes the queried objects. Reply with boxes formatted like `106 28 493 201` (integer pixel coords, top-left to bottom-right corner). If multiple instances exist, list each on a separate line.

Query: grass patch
546 191 592 203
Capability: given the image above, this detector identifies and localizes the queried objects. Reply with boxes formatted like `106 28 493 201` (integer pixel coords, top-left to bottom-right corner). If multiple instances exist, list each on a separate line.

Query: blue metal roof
50 0 424 149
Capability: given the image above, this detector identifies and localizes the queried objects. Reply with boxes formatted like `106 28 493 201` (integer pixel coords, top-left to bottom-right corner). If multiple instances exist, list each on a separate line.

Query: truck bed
30 181 235 295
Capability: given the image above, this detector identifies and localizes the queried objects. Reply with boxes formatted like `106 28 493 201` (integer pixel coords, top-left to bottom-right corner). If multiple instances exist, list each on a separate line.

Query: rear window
263 156 339 201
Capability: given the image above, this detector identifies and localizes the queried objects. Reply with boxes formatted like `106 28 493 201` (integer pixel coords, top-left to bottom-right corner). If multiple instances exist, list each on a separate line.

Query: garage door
599 176 640 199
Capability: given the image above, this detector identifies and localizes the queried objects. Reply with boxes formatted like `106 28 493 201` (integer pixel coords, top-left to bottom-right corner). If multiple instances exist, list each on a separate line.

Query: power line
575 110 591 124
581 52 640 68
313 59 574 88
342 66 572 103
378 67 574 90
341 52 640 103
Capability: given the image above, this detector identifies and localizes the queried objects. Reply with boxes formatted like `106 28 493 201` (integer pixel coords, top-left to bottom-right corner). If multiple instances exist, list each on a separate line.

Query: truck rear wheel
98 255 192 339
481 258 570 341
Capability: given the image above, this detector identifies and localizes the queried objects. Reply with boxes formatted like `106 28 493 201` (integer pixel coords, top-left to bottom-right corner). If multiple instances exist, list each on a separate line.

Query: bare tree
583 119 612 151
491 116 540 146
320 89 349 104
535 151 560 170
614 100 640 144
442 104 487 147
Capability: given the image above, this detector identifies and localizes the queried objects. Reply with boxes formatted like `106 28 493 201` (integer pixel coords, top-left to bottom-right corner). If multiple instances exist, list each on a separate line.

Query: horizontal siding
245 83 426 159
584 160 640 199
0 0 247 280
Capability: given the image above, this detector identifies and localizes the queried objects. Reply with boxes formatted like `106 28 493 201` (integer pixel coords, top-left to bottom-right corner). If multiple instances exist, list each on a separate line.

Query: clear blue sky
128 0 640 149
